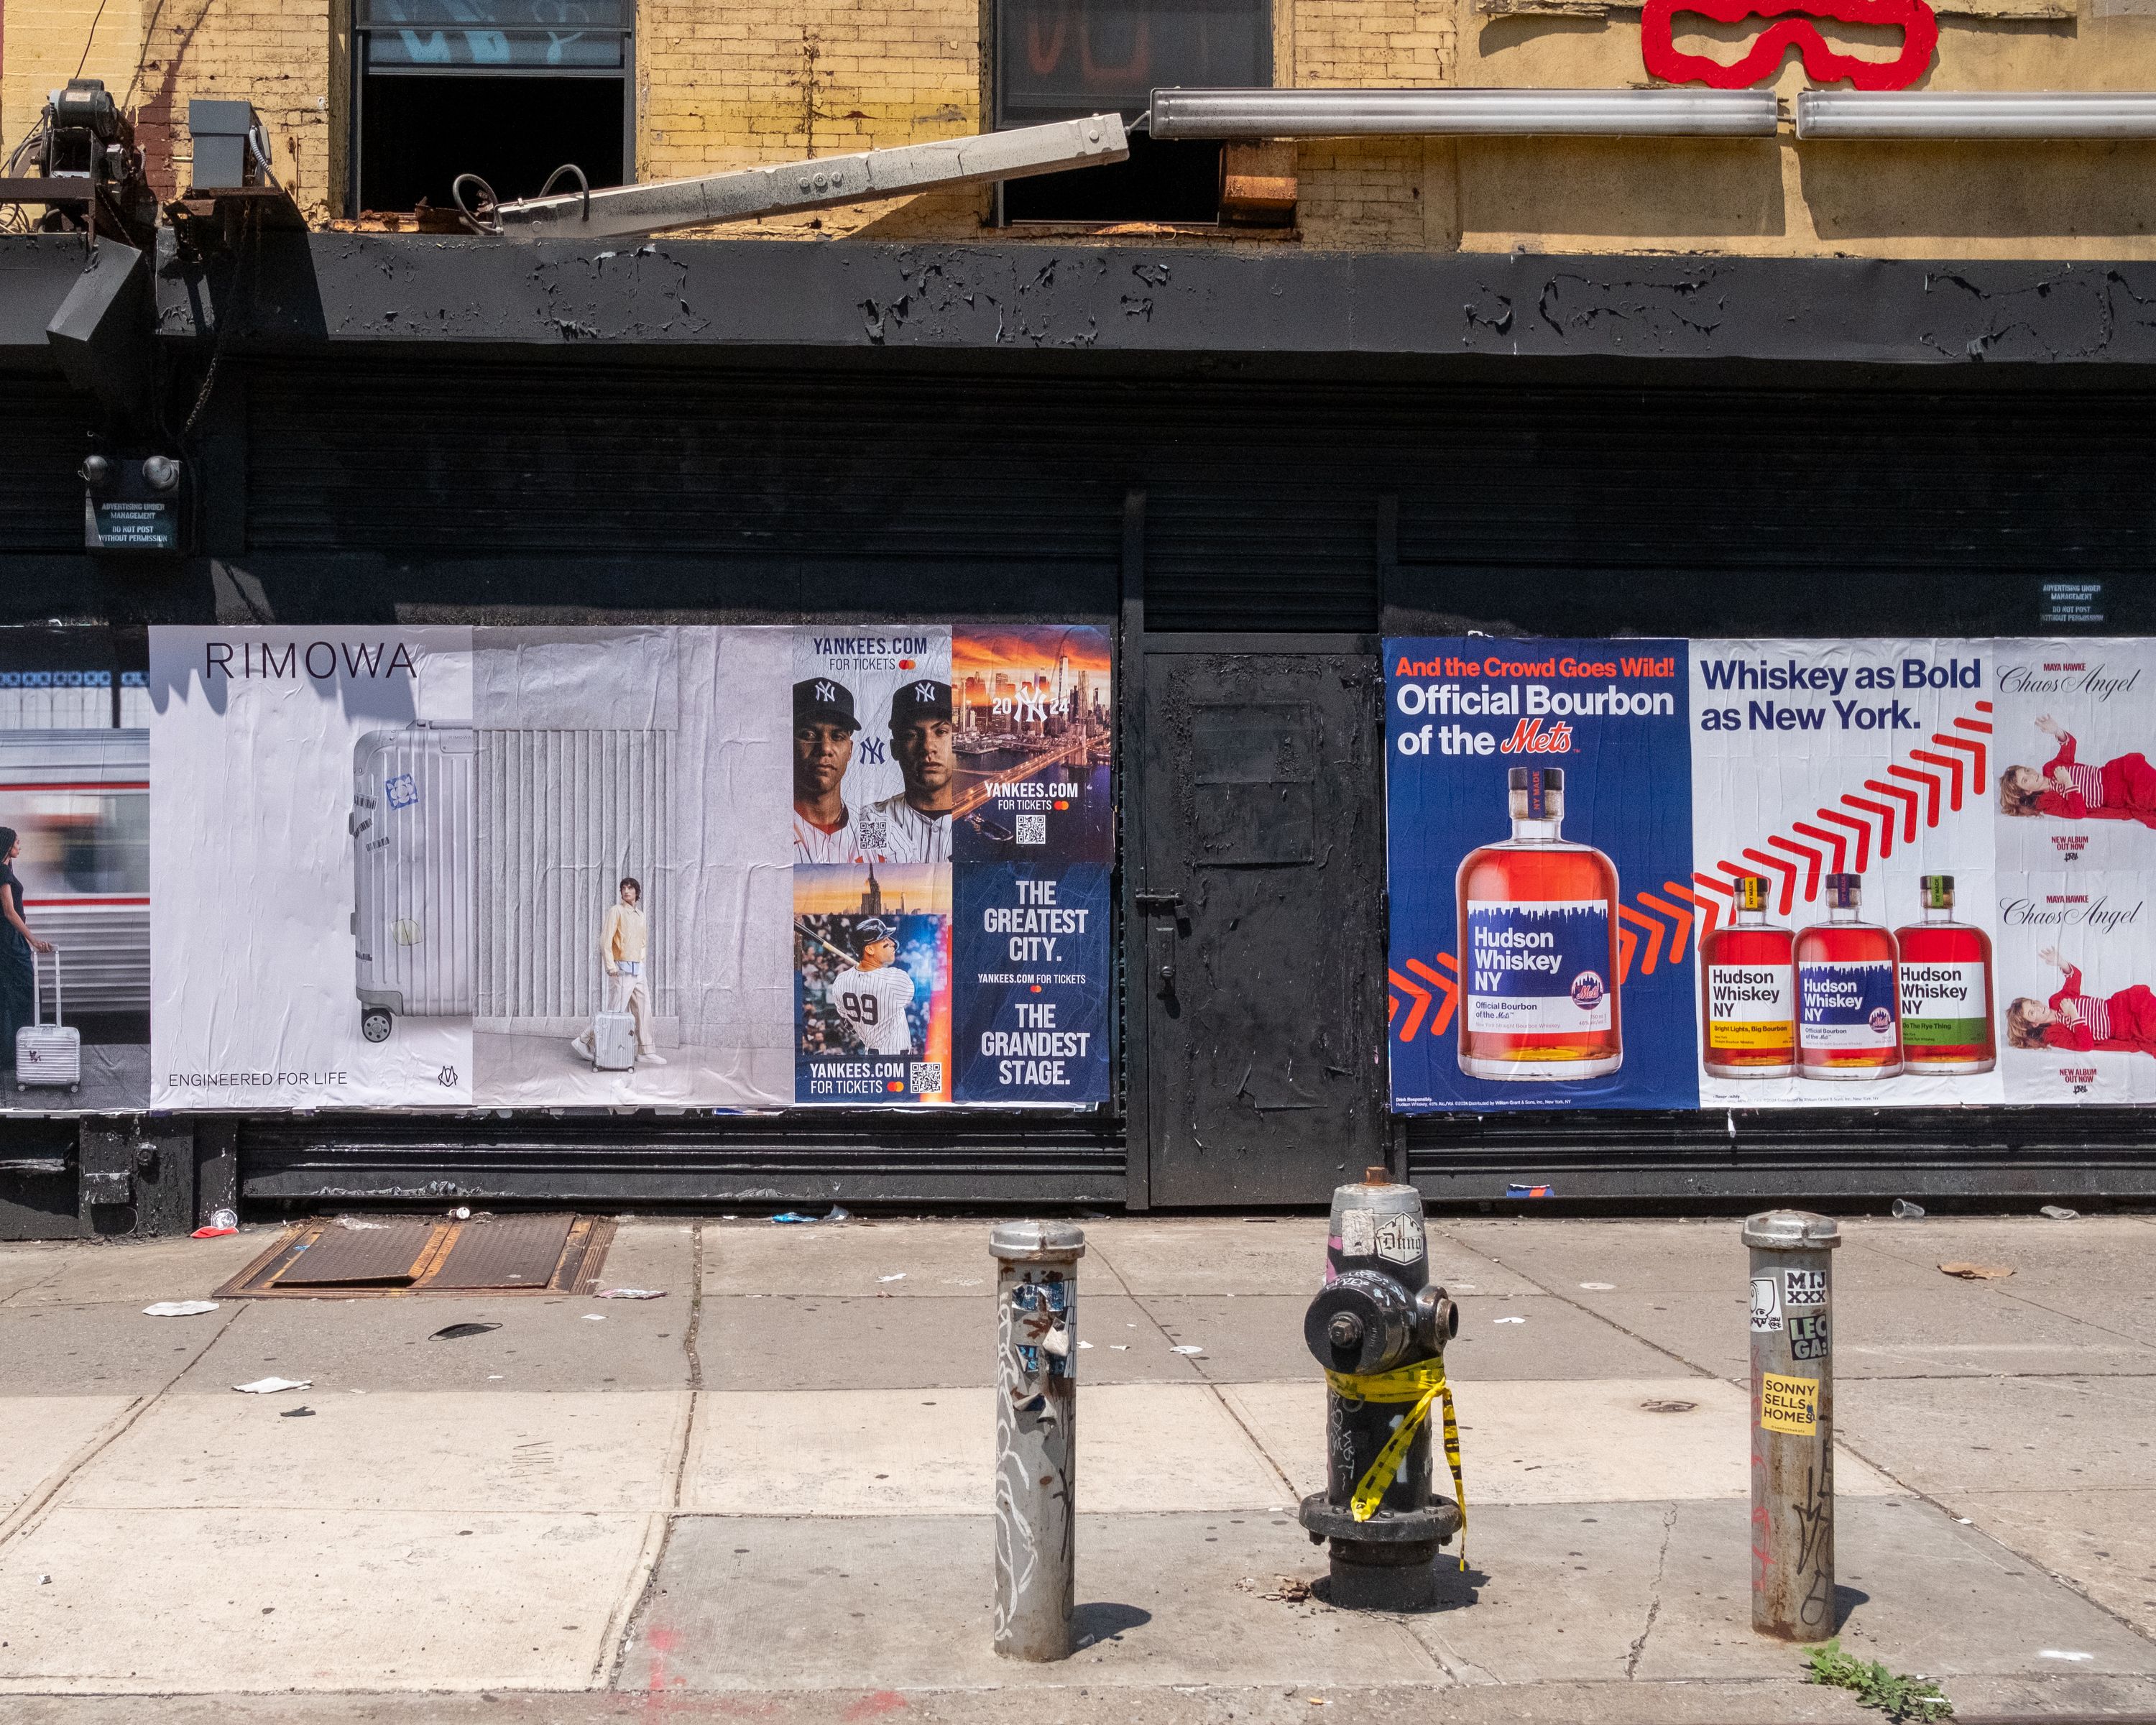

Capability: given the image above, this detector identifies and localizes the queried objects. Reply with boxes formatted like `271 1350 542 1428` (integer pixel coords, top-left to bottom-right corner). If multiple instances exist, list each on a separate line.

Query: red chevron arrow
1935 730 1986 787
1888 763 1942 829
1842 794 1899 860
1768 834 1825 904
1910 748 1964 811
1816 807 1872 874
1639 889 1697 964
1692 870 1736 903
1663 880 1722 947
1409 954 1459 1038
1864 778 1921 844
1741 847 1800 917
1791 820 1847 878
1618 903 1666 978
1388 968 1430 1043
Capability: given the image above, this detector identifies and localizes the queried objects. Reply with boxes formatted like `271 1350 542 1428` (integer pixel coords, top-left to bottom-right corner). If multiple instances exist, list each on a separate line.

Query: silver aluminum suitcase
351 725 476 1043
16 947 81 1092
591 1009 637 1071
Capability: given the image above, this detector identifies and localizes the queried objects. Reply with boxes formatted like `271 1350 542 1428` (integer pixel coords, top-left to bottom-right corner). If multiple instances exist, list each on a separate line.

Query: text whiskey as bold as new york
1700 873 1797 1078
1896 873 1996 1075
1795 872 1902 1080
1456 765 1623 1081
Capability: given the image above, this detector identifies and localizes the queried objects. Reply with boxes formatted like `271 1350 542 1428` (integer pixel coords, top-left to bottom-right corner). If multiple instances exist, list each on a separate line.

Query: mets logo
1571 971 1606 1010
815 680 837 704
1869 1006 1894 1034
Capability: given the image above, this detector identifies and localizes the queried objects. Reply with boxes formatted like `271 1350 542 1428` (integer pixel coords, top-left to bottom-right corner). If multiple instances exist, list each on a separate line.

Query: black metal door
1135 635 1386 1206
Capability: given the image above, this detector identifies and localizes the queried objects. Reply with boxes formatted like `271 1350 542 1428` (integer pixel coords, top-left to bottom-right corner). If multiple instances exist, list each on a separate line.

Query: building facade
4 0 2155 1233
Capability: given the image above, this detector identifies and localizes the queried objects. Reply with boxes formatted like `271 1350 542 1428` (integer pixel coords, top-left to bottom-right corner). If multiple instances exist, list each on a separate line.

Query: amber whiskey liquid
1701 873 1796 1078
1456 765 1623 1081
1795 872 1902 1080
1896 873 1996 1075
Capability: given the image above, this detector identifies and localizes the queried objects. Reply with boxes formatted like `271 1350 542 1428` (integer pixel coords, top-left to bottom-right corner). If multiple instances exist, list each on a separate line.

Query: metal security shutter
0 377 84 552
237 1113 1126 1207
1406 1108 2156 1207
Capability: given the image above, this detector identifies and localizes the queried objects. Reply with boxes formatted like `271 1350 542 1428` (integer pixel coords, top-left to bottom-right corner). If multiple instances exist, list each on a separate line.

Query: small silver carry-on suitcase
17 947 81 1093
591 1009 637 1072
351 724 476 1044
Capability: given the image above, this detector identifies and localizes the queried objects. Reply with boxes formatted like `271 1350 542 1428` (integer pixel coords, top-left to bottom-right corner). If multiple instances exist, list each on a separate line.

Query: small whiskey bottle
1700 873 1796 1078
1456 765 1623 1081
1896 874 1996 1075
1795 872 1902 1080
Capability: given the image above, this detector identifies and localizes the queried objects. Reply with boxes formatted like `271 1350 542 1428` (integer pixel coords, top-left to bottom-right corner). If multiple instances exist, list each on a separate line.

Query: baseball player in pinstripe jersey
793 676 867 864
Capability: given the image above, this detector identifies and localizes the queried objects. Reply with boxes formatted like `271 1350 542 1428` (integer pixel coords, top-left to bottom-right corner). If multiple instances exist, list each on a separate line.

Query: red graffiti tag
1641 0 1938 91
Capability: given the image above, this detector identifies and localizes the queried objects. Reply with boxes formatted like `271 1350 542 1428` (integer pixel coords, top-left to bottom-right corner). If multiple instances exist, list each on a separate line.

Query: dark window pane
366 27 623 66
357 0 627 26
357 70 625 212
995 0 1270 126
1003 134 1222 222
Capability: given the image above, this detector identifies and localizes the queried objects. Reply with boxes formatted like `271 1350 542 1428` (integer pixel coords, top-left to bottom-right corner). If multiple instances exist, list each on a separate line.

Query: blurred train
0 730 149 1015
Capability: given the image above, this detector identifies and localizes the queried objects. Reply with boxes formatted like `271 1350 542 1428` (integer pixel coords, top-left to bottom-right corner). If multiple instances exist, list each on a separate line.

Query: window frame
346 1 637 218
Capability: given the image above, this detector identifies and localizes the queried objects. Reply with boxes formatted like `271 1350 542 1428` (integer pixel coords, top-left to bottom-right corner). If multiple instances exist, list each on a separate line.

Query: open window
993 0 1275 226
351 0 634 219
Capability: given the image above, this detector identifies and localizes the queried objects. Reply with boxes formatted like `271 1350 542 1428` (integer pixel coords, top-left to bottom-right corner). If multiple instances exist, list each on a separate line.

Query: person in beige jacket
572 877 666 1067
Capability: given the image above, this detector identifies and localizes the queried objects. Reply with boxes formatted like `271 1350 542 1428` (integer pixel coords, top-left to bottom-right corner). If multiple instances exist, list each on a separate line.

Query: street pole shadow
1833 1583 1870 1633
1074 1602 1152 1648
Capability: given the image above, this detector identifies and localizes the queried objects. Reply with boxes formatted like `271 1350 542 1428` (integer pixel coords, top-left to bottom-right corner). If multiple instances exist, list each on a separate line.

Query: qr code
1015 813 1047 845
909 1062 943 1095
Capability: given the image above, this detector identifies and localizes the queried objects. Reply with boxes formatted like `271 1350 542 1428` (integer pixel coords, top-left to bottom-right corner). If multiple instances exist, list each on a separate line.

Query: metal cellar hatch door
1139 640 1386 1206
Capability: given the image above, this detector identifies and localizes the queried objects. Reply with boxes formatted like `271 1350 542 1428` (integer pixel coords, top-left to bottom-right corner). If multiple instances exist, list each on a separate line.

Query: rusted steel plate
272 1220 437 1286
428 1213 574 1289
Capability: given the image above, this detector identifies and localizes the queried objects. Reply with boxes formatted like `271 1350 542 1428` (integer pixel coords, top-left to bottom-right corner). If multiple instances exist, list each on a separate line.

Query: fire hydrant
1298 1167 1464 1610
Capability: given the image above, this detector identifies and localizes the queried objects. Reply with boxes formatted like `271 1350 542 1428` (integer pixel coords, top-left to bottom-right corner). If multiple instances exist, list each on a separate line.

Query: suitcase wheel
361 1008 393 1044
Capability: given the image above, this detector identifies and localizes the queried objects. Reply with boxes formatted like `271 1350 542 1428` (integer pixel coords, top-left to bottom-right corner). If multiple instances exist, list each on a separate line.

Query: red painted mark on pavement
844 1693 909 1719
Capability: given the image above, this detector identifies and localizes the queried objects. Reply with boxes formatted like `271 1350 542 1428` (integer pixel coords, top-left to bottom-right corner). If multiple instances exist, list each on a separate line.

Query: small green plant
1803 1639 1953 1721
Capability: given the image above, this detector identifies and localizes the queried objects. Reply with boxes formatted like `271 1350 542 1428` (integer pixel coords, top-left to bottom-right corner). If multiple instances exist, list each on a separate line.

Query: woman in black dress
0 827 56 1085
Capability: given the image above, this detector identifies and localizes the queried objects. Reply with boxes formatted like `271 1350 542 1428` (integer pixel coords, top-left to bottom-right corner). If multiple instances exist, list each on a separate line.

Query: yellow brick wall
2 0 146 165
15 0 2156 257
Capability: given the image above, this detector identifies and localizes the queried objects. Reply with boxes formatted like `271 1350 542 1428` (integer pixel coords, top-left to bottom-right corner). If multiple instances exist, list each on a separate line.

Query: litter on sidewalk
429 1322 500 1340
142 1300 218 1317
596 1287 666 1299
234 1377 311 1394
2040 1205 2080 1220
1939 1261 2014 1279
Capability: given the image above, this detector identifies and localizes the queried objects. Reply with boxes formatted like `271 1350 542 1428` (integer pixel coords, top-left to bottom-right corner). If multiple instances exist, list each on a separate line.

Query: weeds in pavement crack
1802 1639 1953 1720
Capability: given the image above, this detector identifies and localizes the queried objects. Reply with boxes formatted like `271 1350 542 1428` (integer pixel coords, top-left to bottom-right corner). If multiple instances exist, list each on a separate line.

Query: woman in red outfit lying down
2005 947 2156 1055
1999 714 2156 824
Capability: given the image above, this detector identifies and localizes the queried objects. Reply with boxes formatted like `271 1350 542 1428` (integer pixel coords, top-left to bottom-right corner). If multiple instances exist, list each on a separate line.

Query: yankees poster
1387 635 2156 1113
140 622 1112 1114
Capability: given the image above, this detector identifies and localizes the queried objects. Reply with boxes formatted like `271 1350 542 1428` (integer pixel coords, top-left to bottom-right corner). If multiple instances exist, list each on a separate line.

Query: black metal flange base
1296 1494 1461 1613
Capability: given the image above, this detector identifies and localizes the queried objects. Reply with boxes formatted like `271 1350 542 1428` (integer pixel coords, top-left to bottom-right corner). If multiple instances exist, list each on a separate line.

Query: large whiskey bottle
1700 872 1797 1078
1795 873 1902 1080
1456 765 1623 1081
1896 874 1996 1075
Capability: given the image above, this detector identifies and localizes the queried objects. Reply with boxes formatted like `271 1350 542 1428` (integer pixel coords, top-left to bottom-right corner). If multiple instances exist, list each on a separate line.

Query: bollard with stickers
1744 1209 1841 1640
1298 1168 1465 1610
990 1220 1084 1660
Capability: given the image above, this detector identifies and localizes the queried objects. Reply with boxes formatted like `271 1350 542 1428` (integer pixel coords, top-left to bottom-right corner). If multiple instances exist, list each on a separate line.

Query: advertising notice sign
0 622 1113 1118
1386 635 2156 1111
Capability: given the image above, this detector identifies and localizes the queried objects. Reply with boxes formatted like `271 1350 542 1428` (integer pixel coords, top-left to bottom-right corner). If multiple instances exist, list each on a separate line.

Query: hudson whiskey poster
1386 636 2156 1112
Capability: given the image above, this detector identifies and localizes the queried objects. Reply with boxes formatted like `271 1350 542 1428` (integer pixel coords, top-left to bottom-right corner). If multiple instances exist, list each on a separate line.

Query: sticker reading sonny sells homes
1761 1371 1820 1435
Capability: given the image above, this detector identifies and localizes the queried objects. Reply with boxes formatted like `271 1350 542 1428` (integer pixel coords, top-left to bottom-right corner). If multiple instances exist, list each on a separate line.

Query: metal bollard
1298 1168 1462 1611
1745 1209 1841 1640
990 1220 1084 1660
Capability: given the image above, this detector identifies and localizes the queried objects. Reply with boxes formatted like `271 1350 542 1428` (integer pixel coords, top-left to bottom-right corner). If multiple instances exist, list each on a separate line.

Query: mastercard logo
898 659 915 670
887 1080 904 1092
1054 800 1069 810
1030 984 1042 993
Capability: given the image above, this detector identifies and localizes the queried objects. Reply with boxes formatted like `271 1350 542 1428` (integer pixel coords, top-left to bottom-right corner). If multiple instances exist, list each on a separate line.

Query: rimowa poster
1386 636 2156 1113
142 624 1111 1115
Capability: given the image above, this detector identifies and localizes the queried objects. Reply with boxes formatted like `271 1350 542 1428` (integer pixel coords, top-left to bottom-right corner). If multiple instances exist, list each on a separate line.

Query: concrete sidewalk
1 1212 2152 1722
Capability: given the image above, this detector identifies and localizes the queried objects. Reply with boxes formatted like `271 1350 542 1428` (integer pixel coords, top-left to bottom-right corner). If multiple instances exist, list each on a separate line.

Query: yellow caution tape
1324 1357 1468 1568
